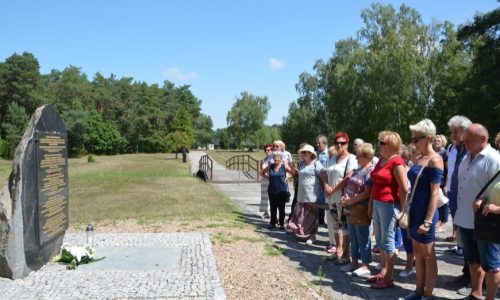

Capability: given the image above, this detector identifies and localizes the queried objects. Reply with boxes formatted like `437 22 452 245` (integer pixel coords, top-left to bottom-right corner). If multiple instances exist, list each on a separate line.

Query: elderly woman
323 132 357 263
433 134 449 233
259 144 274 219
339 143 375 276
398 119 444 300
368 131 408 289
261 150 293 229
286 144 324 244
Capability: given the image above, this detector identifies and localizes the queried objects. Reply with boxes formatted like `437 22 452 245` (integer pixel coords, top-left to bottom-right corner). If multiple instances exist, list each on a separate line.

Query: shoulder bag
474 170 500 243
398 164 425 229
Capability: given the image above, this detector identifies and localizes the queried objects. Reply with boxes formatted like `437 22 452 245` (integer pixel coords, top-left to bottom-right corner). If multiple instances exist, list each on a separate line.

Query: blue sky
1 1 497 129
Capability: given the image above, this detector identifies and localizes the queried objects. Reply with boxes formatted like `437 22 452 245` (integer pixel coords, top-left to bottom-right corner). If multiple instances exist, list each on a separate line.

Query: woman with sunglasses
323 132 357 263
368 131 409 289
398 119 443 300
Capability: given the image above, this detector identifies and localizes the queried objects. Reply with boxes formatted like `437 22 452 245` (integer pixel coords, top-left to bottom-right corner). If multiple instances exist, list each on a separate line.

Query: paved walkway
189 151 470 300
0 232 225 300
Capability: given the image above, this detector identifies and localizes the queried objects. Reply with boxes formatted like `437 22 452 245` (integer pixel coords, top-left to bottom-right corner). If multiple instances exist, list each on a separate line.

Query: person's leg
347 220 358 267
460 227 484 299
260 181 269 215
412 240 425 296
358 225 372 267
372 201 386 276
401 228 414 271
268 192 278 227
327 201 337 247
278 195 286 226
378 201 398 280
477 240 500 300
421 242 438 298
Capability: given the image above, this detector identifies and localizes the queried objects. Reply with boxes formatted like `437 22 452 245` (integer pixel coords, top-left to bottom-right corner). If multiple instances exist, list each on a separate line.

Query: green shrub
0 139 11 159
87 154 95 163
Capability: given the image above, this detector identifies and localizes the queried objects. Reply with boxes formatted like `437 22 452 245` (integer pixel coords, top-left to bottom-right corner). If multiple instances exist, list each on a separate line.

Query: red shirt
370 155 405 204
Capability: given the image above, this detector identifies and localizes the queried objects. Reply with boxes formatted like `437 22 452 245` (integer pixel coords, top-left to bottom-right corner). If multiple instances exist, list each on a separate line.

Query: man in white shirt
454 124 500 300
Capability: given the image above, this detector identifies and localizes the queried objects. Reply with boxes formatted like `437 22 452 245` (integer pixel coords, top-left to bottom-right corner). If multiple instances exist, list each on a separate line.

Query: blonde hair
434 134 448 148
273 140 286 150
378 131 402 152
357 143 374 159
328 146 337 157
409 119 436 137
495 132 500 150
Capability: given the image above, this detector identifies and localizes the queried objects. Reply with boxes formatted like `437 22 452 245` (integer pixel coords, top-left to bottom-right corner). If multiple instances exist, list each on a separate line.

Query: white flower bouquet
53 243 105 270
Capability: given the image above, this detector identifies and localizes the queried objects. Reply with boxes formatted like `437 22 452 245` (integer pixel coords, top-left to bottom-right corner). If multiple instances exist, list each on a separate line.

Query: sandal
326 244 337 254
334 257 350 265
366 273 383 283
371 278 394 289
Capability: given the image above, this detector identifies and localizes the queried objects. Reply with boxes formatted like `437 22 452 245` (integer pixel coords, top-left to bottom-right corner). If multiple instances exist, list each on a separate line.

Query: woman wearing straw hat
286 144 325 244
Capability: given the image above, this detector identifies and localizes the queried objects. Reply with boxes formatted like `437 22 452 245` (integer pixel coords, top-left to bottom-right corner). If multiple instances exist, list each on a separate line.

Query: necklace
380 154 397 167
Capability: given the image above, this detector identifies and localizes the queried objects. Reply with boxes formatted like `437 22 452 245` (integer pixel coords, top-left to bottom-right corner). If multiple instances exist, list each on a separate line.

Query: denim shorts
373 200 399 254
477 240 500 272
459 227 480 264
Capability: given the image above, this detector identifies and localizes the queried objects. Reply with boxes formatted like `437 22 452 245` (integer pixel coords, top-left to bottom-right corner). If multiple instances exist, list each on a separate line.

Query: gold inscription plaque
38 134 68 245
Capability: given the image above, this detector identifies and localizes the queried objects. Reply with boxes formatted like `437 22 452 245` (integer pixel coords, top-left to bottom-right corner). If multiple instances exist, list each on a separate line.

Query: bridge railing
225 155 259 180
199 155 213 180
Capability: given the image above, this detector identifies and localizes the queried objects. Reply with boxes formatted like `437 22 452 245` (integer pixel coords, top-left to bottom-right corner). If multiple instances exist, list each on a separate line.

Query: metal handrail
199 155 213 180
225 155 259 180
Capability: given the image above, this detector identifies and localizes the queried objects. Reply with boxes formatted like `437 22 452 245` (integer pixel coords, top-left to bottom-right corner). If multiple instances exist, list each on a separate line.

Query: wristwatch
423 221 432 228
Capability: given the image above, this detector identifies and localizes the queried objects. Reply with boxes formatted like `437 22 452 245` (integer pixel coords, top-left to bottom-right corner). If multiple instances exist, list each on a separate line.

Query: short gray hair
316 134 327 145
447 115 471 130
409 119 436 137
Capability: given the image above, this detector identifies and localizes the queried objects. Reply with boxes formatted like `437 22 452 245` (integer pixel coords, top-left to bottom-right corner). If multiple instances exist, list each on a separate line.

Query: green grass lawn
0 154 239 227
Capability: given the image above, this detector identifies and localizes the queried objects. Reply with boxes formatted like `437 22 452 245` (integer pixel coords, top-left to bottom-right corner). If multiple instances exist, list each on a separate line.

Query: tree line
0 55 214 158
281 4 499 151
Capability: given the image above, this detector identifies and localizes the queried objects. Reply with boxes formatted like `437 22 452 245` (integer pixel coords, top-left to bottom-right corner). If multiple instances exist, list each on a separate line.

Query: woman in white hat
286 144 325 244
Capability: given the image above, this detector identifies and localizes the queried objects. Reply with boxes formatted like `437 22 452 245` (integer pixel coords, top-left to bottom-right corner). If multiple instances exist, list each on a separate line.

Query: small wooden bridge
198 154 260 183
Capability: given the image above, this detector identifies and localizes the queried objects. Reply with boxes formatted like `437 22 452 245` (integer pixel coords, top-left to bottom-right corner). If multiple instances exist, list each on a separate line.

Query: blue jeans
373 200 399 254
477 240 500 272
401 227 413 254
347 217 371 264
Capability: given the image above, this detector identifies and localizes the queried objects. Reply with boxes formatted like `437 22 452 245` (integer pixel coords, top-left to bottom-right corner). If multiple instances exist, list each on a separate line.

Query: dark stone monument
0 105 69 279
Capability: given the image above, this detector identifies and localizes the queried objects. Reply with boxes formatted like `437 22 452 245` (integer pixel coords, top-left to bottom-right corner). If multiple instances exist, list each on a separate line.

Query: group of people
258 116 500 300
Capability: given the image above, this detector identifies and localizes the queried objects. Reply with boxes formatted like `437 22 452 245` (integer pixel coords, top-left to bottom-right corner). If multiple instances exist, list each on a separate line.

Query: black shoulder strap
475 170 500 199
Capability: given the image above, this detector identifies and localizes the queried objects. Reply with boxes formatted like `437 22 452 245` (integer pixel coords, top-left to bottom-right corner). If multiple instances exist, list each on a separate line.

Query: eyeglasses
334 141 347 146
378 141 387 146
411 136 426 143
265 149 272 152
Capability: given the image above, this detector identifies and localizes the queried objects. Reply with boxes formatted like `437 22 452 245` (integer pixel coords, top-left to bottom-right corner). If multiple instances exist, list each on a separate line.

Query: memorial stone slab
0 104 69 279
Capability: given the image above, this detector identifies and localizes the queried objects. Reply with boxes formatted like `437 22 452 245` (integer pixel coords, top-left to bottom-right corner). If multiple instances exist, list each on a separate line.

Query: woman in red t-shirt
367 131 409 289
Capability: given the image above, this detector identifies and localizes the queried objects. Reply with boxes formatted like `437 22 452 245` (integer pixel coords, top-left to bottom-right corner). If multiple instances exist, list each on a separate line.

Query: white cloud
269 58 286 70
163 68 198 81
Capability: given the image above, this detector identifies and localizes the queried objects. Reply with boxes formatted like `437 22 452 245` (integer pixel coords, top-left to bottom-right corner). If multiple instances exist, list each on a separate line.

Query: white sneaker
306 238 316 245
352 267 371 277
374 263 382 271
399 268 416 278
340 264 356 272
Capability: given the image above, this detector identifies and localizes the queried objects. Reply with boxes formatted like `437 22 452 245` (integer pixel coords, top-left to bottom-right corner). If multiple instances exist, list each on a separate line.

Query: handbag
437 188 449 208
350 202 371 226
398 162 425 229
474 171 500 243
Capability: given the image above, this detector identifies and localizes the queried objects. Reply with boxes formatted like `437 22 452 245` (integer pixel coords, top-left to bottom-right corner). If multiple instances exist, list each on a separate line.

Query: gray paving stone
0 232 225 300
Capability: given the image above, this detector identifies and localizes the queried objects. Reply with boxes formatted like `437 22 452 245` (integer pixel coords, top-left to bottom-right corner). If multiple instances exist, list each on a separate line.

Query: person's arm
261 162 271 177
393 164 409 209
342 186 371 206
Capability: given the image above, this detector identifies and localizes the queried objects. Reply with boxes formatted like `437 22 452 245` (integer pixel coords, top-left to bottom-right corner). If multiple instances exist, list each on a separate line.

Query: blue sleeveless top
268 163 288 195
